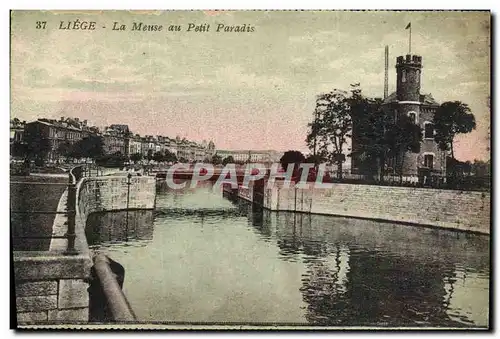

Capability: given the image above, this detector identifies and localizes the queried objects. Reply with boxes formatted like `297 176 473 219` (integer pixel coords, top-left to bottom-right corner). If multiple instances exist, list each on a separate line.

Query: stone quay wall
14 174 156 325
237 185 253 202
259 181 490 235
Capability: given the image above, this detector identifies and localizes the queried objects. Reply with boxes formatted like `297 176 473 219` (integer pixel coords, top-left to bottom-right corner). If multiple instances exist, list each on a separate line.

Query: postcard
10 10 491 330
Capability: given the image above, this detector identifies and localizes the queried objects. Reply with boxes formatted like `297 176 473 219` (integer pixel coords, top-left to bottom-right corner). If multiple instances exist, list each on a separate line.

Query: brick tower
395 54 423 175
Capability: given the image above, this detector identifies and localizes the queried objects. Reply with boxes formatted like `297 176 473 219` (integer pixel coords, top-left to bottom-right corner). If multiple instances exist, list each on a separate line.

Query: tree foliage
306 89 352 178
130 153 143 163
72 135 104 159
348 84 389 178
164 150 178 163
96 151 127 168
211 154 223 165
153 151 164 162
306 84 424 180
11 141 28 159
57 141 73 160
146 149 154 161
222 155 235 165
434 101 476 159
304 153 327 165
471 159 490 177
279 150 305 175
23 132 52 166
385 115 423 179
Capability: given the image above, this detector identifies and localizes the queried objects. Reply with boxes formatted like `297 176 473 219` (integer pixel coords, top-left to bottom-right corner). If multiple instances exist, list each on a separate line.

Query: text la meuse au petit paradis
58 20 256 33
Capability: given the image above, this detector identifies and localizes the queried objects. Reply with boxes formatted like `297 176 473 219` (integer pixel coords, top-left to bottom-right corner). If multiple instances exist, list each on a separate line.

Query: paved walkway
30 173 69 178
11 175 68 251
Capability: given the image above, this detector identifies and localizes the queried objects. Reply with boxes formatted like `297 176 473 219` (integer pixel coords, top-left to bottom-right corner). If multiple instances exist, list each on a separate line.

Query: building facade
386 54 446 176
15 116 217 164
215 150 283 163
102 127 126 155
24 118 93 162
125 134 142 156
352 54 446 177
10 119 25 143
141 135 159 157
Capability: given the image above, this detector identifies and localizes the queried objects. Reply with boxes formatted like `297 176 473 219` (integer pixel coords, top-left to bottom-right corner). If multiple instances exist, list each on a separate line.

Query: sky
10 10 490 161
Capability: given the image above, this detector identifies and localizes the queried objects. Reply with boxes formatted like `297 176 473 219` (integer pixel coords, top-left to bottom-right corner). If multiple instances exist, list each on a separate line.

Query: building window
424 154 434 169
408 111 417 124
424 122 434 139
402 69 406 83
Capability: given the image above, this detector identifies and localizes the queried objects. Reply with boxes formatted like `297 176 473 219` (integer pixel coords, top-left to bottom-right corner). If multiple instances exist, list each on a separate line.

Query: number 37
36 21 47 29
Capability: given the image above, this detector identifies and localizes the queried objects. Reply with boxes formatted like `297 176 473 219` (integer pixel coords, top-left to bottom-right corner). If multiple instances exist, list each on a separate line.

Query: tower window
424 154 434 169
408 111 417 124
402 69 406 83
424 122 434 139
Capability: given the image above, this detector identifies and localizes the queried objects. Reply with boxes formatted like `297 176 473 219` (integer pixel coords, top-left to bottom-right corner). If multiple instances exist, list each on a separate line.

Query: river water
87 181 490 328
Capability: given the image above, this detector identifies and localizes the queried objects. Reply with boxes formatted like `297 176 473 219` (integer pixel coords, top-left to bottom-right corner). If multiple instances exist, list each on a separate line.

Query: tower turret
396 54 422 102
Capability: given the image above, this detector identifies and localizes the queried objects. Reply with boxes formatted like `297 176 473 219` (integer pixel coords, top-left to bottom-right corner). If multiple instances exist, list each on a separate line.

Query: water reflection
242 203 489 327
86 183 489 327
86 210 155 250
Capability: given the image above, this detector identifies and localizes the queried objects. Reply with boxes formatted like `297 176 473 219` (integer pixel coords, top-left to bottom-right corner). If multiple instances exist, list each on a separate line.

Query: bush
96 154 127 168
10 162 30 176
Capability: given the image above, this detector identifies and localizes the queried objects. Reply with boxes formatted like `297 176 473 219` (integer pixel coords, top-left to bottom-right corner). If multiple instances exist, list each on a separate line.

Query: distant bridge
153 168 252 184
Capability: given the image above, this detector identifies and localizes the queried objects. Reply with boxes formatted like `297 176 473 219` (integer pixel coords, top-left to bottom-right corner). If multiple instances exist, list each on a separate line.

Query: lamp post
126 172 132 242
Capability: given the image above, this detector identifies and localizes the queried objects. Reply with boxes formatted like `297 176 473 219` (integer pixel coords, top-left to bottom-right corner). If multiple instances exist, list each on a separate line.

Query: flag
405 22 411 29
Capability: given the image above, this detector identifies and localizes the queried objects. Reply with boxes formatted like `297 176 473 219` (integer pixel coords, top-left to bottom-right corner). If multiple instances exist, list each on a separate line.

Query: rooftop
383 92 439 106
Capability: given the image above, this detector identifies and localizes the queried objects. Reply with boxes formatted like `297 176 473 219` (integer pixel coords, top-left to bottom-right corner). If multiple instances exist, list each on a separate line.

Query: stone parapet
262 182 490 234
14 174 156 326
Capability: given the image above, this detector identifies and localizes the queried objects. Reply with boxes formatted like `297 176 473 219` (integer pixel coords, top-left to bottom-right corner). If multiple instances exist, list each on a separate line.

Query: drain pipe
92 254 137 322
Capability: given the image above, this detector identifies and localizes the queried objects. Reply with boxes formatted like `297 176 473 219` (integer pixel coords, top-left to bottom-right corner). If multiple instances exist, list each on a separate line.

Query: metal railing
81 163 102 178
323 170 491 192
65 166 78 254
90 254 137 322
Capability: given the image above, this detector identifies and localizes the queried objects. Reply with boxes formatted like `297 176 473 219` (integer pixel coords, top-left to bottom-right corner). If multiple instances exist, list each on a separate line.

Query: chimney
384 45 389 99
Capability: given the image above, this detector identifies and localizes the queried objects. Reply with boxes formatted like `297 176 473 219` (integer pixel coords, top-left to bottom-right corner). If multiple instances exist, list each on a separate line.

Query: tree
130 153 143 163
153 151 164 162
348 84 423 182
306 89 352 178
72 135 104 159
163 150 177 163
279 150 305 176
146 149 154 161
471 159 490 177
23 133 52 166
11 141 28 159
348 84 391 180
222 156 235 166
57 141 73 161
96 151 127 168
434 101 476 159
304 153 326 166
211 154 223 165
385 115 423 182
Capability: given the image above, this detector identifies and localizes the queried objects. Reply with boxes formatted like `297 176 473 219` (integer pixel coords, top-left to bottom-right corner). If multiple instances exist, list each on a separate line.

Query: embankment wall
14 175 156 325
259 181 490 234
